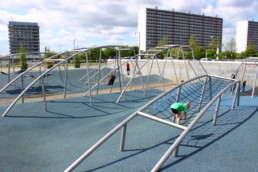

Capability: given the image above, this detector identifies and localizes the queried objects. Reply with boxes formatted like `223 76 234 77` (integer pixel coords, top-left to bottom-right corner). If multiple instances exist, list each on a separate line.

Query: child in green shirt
171 102 190 124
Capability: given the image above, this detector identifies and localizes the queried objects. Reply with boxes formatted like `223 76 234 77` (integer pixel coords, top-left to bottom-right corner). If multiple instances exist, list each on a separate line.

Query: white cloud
0 0 257 55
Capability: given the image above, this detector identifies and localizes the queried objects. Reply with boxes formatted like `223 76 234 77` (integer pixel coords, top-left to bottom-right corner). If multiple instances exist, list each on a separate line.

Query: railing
64 75 240 172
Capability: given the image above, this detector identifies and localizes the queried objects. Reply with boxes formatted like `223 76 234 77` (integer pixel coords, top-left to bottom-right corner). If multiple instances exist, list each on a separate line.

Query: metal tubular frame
0 52 68 94
151 79 240 172
198 76 208 111
64 61 68 99
65 74 240 172
252 70 258 98
1 45 124 117
155 56 166 91
85 52 92 105
41 78 47 111
116 45 194 104
213 94 221 126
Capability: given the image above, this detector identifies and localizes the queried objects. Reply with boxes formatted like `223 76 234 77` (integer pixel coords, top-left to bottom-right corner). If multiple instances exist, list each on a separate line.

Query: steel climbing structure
0 44 206 117
64 74 240 172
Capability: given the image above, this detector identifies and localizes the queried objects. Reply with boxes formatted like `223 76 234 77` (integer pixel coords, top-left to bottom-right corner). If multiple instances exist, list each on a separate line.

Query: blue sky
0 0 257 55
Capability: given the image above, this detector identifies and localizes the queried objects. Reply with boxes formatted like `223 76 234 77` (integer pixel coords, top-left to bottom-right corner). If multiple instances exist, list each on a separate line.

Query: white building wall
138 8 147 51
236 20 248 53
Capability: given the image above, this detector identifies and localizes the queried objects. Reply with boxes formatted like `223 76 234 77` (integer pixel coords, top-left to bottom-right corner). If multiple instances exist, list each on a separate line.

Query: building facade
236 20 258 53
8 21 40 54
138 8 223 51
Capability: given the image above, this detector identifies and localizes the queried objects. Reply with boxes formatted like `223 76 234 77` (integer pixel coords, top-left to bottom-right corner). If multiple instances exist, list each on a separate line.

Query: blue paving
0 74 257 171
0 68 171 99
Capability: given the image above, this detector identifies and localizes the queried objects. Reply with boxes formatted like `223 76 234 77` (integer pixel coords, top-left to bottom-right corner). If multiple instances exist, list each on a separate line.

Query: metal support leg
173 146 179 157
21 75 24 103
41 78 47 111
120 124 127 151
231 82 239 111
209 76 212 100
198 76 208 111
252 70 258 98
176 86 181 102
213 95 222 126
237 81 240 106
64 61 68 99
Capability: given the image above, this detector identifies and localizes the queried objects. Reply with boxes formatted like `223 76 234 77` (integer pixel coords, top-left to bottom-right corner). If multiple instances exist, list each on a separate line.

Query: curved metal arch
0 51 68 93
64 74 240 172
115 44 203 103
1 45 127 117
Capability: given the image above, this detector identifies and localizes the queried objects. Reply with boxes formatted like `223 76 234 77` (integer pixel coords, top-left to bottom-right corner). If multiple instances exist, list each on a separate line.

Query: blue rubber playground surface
0 71 257 171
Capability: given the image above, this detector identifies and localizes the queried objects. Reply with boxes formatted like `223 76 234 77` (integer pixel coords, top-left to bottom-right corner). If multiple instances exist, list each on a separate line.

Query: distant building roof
8 21 38 26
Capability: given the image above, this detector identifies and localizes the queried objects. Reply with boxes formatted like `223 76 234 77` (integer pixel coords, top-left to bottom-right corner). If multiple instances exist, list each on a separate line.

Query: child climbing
108 72 116 85
171 102 190 124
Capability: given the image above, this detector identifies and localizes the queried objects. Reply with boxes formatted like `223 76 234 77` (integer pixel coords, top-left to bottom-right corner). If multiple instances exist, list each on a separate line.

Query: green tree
245 40 257 57
224 38 236 52
73 56 80 68
206 49 216 59
19 44 27 70
89 48 100 61
223 38 237 59
103 48 116 59
157 36 169 59
44 47 56 68
221 51 237 59
189 34 198 50
158 35 168 46
194 46 206 59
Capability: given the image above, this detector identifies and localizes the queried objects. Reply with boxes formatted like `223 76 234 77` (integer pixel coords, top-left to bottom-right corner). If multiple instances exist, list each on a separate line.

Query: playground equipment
234 57 258 98
64 74 240 172
0 44 207 117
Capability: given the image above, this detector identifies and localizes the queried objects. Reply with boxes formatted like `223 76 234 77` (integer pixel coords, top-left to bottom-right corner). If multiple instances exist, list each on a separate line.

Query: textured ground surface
0 69 257 172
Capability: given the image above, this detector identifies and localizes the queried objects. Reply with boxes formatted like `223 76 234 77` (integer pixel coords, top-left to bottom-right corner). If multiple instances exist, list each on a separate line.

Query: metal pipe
155 57 166 91
0 52 68 93
176 86 181 102
21 75 24 103
252 70 258 98
151 80 238 172
96 48 102 95
209 76 212 100
120 124 127 151
138 111 187 130
116 58 153 103
171 56 179 84
64 112 139 172
198 76 208 111
231 81 240 111
213 95 221 126
86 52 92 105
41 78 47 111
145 56 155 86
65 74 208 172
64 61 68 99
8 57 10 82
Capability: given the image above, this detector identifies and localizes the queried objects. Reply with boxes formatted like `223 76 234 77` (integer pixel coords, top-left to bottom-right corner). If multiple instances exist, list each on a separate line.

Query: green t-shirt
171 103 187 113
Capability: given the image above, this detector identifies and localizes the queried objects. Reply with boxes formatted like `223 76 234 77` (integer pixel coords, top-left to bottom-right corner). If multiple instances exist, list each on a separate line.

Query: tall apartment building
8 21 40 54
138 8 223 51
236 20 258 53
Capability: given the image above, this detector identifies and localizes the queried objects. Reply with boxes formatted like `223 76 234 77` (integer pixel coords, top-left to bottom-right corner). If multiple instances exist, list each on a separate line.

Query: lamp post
211 36 219 60
135 32 141 59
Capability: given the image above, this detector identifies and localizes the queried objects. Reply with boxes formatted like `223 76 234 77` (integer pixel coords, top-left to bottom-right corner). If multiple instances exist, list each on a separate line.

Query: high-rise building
236 20 258 53
138 8 223 51
8 21 40 54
